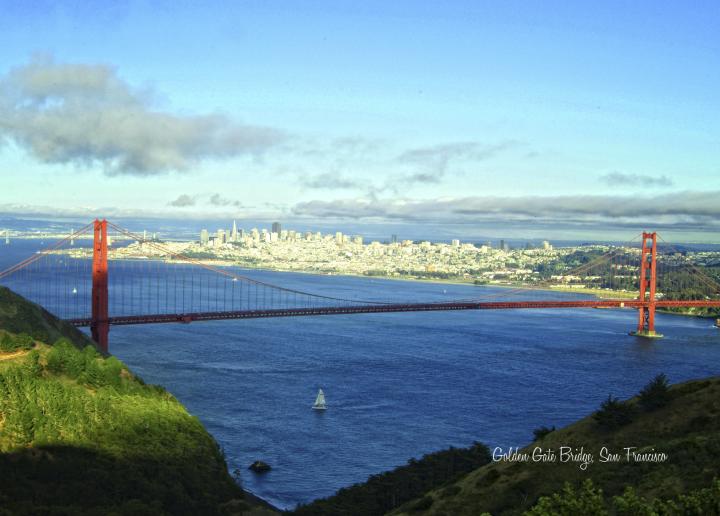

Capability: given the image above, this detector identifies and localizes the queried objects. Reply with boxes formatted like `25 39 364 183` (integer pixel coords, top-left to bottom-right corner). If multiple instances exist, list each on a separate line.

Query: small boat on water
312 388 327 410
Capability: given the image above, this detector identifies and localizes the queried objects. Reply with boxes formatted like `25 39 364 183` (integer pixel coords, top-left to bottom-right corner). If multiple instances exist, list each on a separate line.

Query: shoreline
38 245 719 317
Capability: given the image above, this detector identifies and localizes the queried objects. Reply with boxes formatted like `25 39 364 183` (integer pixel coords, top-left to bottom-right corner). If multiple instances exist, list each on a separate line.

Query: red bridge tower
91 219 109 352
631 231 662 338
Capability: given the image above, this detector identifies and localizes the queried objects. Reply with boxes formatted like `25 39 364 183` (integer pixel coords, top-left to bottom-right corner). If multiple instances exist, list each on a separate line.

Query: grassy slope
392 377 720 515
0 286 95 350
0 287 276 515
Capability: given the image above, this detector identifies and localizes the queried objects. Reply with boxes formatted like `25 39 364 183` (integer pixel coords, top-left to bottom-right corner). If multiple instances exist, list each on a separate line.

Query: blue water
2 239 719 509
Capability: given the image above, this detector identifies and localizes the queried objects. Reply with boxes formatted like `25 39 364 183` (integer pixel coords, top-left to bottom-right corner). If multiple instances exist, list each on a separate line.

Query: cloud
0 56 284 175
208 193 243 207
299 172 363 190
292 191 720 228
599 172 674 187
168 194 197 207
393 140 520 187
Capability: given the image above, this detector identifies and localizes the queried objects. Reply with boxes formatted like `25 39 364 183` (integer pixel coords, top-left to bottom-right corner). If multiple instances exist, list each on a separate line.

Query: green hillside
0 287 275 515
0 286 95 350
392 375 720 515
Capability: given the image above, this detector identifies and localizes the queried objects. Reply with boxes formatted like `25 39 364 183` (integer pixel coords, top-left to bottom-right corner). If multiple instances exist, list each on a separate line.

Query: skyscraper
200 229 209 245
231 220 238 242
272 222 281 234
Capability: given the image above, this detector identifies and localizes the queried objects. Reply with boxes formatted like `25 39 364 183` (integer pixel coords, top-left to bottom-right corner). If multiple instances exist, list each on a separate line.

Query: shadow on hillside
0 445 251 515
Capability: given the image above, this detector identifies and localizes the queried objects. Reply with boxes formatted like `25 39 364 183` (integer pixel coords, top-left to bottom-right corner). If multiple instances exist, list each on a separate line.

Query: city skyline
0 2 719 242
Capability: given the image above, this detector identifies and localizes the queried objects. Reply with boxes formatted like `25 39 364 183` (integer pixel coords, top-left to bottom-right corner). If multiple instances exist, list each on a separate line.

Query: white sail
312 388 326 410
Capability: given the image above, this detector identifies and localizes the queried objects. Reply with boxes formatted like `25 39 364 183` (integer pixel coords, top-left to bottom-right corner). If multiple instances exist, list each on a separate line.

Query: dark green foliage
525 480 606 515
0 331 34 352
408 495 434 512
292 443 491 516
526 478 720 516
532 425 556 441
44 339 129 389
593 395 635 431
638 373 671 411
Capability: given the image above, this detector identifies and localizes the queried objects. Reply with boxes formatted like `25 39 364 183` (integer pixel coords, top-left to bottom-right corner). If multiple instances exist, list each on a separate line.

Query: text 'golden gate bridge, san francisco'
1 219 719 353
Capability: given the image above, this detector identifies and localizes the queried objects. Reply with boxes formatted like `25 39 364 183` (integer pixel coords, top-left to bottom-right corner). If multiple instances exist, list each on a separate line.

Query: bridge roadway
65 299 720 327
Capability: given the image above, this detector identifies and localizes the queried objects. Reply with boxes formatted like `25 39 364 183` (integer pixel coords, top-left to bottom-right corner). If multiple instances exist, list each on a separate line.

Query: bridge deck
64 299 720 327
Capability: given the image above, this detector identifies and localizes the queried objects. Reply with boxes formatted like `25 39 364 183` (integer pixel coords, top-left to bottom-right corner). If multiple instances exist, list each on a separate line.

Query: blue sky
0 1 718 240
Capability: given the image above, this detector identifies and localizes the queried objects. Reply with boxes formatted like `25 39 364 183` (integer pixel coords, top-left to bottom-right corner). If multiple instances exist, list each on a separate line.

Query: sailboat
312 388 327 410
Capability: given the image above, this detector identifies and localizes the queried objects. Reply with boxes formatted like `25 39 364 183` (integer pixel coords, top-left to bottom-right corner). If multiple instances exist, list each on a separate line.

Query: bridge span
2 219 720 352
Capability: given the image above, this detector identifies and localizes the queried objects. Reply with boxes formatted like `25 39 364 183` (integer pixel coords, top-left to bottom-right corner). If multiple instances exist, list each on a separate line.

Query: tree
533 425 556 441
593 395 635 431
638 373 670 411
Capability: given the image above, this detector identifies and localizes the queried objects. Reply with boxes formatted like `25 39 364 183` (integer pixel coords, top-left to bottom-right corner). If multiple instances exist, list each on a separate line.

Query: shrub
0 332 34 352
526 480 607 515
593 395 635 431
638 373 670 411
409 495 434 512
533 425 556 441
0 332 16 352
24 350 42 377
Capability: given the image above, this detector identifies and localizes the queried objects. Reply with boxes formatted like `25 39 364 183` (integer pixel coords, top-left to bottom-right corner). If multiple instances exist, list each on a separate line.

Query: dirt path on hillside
0 350 28 361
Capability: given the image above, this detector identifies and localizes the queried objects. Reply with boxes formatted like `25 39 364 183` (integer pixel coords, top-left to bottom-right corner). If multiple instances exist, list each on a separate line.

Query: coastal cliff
0 286 275 515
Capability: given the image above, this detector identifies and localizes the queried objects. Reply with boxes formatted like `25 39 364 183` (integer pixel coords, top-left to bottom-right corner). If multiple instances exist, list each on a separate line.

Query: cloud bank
292 191 720 229
0 56 283 175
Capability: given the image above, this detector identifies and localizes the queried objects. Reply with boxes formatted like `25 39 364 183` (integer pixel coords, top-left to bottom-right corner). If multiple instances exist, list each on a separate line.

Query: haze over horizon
1 1 718 242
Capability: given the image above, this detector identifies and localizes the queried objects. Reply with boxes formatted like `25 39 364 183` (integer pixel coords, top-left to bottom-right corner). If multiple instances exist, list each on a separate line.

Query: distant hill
391 376 720 515
290 374 720 515
0 286 276 515
292 443 492 516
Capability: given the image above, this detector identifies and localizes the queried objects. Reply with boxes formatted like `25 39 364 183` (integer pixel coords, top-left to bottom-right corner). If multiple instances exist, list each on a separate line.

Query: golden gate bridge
1 219 719 353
